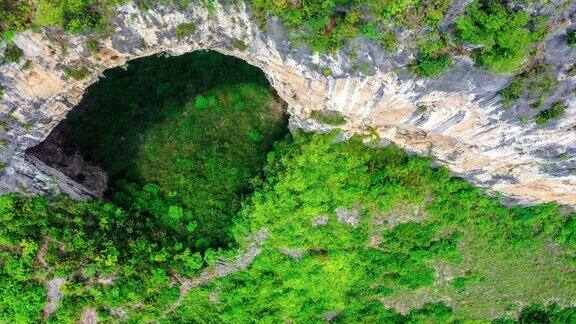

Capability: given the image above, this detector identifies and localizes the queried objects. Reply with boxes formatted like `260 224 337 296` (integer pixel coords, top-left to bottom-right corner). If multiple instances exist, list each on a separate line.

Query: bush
87 38 99 54
175 22 196 40
412 30 453 77
455 0 543 73
499 63 558 107
535 101 565 126
64 66 89 80
568 30 576 47
36 0 104 32
5 44 23 62
412 53 453 77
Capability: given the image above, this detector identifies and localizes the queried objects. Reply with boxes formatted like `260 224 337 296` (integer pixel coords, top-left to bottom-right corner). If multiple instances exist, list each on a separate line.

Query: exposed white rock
0 1 575 206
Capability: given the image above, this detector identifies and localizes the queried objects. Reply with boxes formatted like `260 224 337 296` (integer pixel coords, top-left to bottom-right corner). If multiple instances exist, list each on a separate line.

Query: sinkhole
27 50 289 250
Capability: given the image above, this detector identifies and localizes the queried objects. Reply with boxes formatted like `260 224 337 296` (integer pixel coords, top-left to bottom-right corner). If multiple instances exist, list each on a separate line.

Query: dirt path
160 228 268 319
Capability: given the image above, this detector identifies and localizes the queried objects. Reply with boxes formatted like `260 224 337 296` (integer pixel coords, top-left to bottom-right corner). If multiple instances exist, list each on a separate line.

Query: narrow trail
160 228 269 319
40 229 268 322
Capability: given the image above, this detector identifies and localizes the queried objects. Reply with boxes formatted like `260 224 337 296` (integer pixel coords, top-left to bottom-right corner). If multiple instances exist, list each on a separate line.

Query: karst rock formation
0 1 575 205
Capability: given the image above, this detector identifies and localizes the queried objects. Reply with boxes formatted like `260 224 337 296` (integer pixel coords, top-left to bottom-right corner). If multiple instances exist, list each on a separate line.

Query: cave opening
27 50 289 251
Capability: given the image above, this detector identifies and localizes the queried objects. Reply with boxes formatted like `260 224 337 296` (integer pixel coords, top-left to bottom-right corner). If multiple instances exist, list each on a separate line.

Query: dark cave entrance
28 50 289 250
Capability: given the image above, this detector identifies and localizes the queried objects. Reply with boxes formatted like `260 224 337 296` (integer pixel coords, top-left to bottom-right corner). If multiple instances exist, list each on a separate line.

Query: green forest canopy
2 131 576 321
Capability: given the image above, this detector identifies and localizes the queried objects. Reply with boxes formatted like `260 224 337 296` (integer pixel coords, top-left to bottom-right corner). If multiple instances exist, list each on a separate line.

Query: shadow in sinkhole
28 50 289 251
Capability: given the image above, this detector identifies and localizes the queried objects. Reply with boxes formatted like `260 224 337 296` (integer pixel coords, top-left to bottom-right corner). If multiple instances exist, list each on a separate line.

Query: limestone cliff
0 1 575 205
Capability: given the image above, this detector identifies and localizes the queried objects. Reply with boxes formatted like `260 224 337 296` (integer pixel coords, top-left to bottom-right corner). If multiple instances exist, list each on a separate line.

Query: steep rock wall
0 1 575 204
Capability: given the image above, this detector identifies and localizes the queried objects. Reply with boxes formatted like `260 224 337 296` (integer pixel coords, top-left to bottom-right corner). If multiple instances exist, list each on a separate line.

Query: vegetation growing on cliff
2 0 554 77
499 62 558 108
2 131 576 321
454 0 547 73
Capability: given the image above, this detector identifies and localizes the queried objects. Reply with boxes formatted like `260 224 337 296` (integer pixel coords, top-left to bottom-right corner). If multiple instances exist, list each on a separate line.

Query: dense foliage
454 0 546 73
2 128 576 321
2 50 288 322
166 132 576 321
64 51 287 250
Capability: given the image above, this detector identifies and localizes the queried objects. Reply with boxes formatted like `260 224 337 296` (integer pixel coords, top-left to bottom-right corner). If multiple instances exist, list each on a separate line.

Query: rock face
0 1 575 205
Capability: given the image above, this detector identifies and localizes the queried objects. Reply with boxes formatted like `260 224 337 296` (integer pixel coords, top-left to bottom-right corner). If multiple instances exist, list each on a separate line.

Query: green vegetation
64 66 90 80
568 30 576 47
411 29 453 77
233 39 247 51
0 84 5 98
0 0 34 36
455 0 546 73
4 129 576 321
166 132 576 321
1 0 554 78
309 109 347 126
535 101 566 126
1 50 288 322
35 0 105 32
4 44 23 62
250 0 453 53
87 38 99 54
499 62 558 107
175 22 196 40
64 50 287 251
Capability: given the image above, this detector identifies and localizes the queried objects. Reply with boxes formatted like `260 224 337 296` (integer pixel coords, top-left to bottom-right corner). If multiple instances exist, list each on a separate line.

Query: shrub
412 30 453 77
64 66 89 80
499 63 558 107
233 39 247 51
0 85 5 98
87 38 99 54
36 0 104 32
455 0 543 73
535 101 565 126
568 30 576 47
175 22 196 40
5 44 23 62
412 53 453 77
